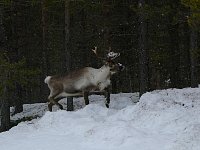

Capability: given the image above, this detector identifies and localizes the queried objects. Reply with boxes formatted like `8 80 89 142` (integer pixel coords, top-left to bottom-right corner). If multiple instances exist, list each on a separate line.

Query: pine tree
181 0 200 88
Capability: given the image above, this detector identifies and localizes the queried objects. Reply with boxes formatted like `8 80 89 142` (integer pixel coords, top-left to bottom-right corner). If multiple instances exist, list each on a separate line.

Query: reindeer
44 47 124 111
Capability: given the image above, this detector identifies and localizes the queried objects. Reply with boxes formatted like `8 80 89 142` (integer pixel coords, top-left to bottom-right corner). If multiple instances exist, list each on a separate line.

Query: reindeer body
44 47 124 111
45 66 111 100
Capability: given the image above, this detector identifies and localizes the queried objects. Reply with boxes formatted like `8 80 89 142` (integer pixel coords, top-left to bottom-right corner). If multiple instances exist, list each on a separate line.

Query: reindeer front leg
104 87 110 108
98 79 111 91
84 92 89 105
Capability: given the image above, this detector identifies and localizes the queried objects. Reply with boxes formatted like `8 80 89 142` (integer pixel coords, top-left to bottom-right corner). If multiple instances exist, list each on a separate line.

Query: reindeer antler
92 46 97 55
92 46 120 61
108 47 112 52
92 47 105 61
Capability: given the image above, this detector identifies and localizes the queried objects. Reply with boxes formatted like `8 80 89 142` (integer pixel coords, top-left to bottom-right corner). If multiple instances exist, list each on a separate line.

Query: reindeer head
92 47 125 74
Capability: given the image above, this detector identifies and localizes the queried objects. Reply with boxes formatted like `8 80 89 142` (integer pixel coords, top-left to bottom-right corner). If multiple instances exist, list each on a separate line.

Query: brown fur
45 60 124 111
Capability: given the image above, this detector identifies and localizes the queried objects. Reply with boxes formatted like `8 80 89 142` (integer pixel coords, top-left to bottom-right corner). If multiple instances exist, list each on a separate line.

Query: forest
0 0 200 132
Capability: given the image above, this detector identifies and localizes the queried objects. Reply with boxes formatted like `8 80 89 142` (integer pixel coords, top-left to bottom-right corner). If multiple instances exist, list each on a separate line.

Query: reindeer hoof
59 105 63 110
105 103 109 108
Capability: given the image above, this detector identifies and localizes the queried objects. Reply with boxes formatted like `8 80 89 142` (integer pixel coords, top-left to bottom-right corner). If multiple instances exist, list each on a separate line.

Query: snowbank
1 88 200 150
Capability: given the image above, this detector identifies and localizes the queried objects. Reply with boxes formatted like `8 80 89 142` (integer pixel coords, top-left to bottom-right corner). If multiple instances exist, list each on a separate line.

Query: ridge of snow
1 88 200 150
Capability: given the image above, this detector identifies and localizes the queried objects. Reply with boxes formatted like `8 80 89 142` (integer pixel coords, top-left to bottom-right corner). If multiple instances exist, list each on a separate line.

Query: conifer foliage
1 0 200 132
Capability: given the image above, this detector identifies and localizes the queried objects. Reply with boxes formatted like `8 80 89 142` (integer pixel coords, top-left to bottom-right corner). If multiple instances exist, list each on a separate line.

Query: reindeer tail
44 76 51 84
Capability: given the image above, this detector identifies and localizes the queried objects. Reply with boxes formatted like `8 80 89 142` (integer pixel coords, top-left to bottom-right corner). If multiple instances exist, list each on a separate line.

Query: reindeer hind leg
48 87 64 111
47 91 55 111
48 98 55 112
48 97 64 111
54 98 64 110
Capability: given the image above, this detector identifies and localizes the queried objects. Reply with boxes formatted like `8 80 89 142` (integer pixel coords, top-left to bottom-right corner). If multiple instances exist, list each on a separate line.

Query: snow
1 88 200 150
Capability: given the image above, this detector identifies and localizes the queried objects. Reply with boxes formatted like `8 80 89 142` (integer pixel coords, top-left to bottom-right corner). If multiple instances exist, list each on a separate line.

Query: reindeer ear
109 47 111 52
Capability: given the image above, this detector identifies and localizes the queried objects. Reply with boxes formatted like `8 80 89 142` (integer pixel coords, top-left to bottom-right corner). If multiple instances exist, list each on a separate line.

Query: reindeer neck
99 65 110 72
92 65 110 81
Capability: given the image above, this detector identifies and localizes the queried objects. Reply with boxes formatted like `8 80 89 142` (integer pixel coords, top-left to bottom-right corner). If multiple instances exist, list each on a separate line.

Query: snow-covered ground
1 88 200 150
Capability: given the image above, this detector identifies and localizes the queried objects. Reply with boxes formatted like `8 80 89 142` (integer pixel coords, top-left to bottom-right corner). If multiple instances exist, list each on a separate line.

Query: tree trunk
64 0 71 72
13 83 23 114
138 0 148 97
189 28 198 88
179 23 190 88
0 6 10 132
41 0 49 100
0 86 10 132
168 23 180 88
67 97 73 111
64 0 73 110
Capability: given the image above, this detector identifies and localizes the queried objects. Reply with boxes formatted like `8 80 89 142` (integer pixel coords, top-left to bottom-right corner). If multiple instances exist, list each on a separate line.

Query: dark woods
0 0 200 131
